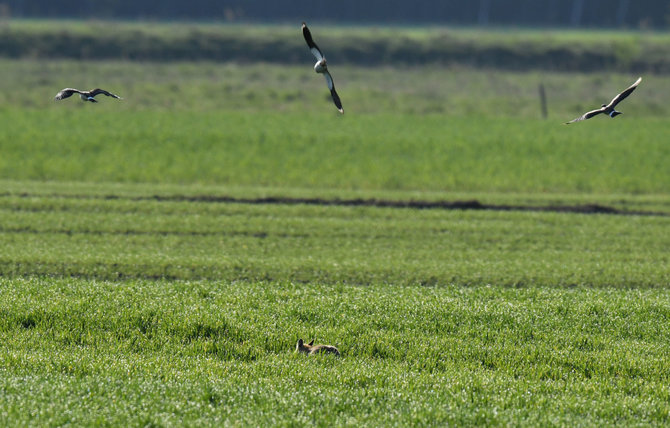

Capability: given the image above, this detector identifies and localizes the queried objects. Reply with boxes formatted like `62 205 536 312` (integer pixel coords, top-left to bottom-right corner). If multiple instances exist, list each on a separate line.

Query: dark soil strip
2 191 668 217
0 226 298 239
146 195 640 215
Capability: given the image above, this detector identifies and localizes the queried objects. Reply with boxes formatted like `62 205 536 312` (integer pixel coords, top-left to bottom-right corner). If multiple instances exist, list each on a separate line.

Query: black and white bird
302 22 343 114
565 77 641 124
54 88 123 103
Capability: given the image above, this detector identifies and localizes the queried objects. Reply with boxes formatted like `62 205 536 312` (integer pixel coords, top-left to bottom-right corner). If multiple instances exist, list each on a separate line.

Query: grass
1 23 670 425
2 275 670 425
1 188 669 287
1 109 669 193
5 59 670 116
1 60 669 194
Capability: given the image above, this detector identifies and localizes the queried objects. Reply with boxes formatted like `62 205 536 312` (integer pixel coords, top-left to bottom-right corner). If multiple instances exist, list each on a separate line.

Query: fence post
539 84 548 119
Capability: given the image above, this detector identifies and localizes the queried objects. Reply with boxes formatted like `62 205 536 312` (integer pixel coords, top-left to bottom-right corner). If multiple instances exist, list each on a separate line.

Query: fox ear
308 339 314 346
297 339 303 346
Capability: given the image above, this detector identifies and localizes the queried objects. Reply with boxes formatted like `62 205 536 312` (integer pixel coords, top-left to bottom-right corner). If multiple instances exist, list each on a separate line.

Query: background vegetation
2 21 670 72
3 0 670 28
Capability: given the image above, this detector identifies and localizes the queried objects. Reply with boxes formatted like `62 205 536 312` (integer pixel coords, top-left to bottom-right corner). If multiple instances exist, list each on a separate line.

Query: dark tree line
2 0 669 28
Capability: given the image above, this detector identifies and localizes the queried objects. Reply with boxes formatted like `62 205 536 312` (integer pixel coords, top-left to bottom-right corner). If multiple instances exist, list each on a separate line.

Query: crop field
1 60 670 193
1 22 670 426
1 187 670 425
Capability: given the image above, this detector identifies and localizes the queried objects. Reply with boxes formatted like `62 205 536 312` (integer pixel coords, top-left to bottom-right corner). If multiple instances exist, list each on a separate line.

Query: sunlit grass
2 276 670 425
0 181 668 425
1 187 669 286
0 106 668 194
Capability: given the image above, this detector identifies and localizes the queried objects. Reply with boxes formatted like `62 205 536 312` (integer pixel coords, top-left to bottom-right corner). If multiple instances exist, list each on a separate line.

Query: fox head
295 338 315 353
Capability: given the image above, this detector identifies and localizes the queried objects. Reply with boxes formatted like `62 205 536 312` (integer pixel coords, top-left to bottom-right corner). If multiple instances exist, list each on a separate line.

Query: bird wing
54 88 81 100
606 77 641 109
565 108 604 124
89 88 122 99
324 71 343 113
302 22 324 61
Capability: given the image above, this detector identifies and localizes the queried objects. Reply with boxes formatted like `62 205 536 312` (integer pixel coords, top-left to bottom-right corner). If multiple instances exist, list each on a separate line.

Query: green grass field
1 188 670 425
1 60 669 194
1 23 670 425
3 277 670 425
1 185 669 286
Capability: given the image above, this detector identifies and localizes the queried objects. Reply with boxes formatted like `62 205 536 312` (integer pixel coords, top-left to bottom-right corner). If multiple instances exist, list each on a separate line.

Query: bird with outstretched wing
565 77 641 124
55 88 123 103
302 22 343 114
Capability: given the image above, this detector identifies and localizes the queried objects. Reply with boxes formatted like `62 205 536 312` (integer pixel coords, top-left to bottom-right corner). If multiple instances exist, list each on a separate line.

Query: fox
295 338 340 356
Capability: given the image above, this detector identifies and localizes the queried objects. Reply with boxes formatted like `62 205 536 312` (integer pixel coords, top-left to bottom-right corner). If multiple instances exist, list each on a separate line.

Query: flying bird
565 77 641 124
302 22 343 114
54 88 123 103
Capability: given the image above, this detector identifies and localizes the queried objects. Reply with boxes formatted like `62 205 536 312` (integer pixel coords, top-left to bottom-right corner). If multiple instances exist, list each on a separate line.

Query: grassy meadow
1 188 670 425
1 21 670 426
3 277 670 426
1 60 670 193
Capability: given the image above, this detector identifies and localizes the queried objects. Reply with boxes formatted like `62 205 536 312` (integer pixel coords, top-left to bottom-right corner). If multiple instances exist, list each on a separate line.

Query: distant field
1 60 669 194
2 109 670 194
4 58 670 117
2 20 670 72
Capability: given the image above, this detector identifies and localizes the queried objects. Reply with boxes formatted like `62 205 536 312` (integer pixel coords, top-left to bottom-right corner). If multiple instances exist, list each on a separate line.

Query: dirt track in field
147 195 666 216
6 192 662 217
